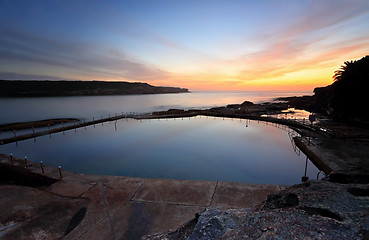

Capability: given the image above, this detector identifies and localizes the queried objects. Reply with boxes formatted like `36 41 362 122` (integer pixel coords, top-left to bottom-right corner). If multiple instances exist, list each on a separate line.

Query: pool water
0 116 320 185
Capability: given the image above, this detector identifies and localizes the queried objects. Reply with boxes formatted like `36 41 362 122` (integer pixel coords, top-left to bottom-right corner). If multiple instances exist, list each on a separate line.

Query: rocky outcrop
226 101 254 109
145 180 369 240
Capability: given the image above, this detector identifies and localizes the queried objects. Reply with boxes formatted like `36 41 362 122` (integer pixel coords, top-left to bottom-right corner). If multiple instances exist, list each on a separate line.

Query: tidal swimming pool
0 117 320 185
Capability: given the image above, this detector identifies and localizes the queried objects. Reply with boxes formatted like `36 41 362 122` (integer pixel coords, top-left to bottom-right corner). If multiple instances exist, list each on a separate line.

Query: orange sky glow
1 1 369 91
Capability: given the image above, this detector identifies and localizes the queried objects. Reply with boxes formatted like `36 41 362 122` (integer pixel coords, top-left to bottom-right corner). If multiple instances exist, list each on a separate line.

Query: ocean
0 91 311 124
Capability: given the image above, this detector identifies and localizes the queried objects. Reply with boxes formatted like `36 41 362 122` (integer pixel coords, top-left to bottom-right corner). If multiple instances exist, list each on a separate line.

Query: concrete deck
295 137 369 175
0 154 285 239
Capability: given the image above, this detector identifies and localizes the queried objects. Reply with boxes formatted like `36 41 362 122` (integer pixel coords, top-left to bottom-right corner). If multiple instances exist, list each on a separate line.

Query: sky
0 0 368 91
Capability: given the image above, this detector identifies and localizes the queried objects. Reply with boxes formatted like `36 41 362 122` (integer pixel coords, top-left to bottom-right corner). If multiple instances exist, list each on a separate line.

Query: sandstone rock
262 191 299 210
144 181 369 240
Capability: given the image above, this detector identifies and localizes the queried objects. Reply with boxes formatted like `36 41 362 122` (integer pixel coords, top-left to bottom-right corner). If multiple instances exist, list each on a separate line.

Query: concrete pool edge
0 154 286 239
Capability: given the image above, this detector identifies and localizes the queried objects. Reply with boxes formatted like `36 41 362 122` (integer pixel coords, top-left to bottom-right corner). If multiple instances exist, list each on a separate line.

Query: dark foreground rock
144 181 369 240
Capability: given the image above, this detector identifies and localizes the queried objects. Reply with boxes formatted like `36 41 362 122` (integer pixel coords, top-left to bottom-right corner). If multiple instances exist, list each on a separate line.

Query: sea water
0 91 311 124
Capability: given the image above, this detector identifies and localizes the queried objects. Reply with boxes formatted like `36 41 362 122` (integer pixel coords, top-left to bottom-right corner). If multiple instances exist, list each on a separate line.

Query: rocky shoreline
1 99 369 239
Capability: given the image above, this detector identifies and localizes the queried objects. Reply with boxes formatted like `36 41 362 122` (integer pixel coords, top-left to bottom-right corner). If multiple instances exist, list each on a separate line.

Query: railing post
58 166 63 179
40 161 45 174
302 157 309 182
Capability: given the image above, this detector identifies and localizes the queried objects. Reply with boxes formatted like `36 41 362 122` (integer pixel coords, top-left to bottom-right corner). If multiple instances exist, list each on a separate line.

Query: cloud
236 0 369 81
1 0 368 91
0 28 170 81
0 72 70 80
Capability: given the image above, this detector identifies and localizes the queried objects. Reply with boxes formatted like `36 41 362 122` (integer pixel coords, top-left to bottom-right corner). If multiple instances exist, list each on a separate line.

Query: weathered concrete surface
0 185 89 240
0 154 283 240
147 181 369 240
295 137 369 175
210 182 286 211
134 179 217 206
112 201 204 240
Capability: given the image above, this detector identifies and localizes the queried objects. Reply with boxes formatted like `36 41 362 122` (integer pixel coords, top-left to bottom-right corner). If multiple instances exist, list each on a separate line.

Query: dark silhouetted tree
330 55 369 120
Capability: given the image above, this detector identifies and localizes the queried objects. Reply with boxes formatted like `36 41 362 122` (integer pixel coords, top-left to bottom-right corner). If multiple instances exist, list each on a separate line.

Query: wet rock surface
145 181 369 240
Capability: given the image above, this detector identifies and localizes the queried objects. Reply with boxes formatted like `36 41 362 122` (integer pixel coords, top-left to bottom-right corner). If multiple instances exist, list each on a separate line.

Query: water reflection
0 117 320 185
266 108 316 123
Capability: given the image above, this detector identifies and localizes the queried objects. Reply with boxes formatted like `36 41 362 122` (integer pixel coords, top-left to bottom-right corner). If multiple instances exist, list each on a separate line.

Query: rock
226 104 240 109
186 208 241 240
144 181 369 240
142 214 200 240
240 101 254 107
167 109 185 114
209 107 226 112
152 109 185 116
226 101 254 109
262 191 299 210
328 172 369 184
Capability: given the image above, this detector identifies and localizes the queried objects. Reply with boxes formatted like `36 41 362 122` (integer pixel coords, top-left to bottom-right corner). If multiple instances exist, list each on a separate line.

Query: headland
0 80 189 97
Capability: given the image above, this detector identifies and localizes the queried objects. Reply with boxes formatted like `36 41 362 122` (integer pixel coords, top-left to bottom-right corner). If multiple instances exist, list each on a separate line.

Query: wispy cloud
0 0 368 90
0 28 170 81
0 72 69 80
235 1 369 81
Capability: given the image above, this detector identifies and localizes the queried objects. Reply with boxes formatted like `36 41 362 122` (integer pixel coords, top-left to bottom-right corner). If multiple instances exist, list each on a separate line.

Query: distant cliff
0 80 189 97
